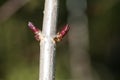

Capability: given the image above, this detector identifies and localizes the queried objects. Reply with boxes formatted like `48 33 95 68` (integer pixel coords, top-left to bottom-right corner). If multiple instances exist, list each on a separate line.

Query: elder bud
28 21 41 41
54 24 70 42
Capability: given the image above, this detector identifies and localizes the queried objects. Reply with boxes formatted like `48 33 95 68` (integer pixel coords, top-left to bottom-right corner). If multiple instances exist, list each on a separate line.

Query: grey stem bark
39 0 58 80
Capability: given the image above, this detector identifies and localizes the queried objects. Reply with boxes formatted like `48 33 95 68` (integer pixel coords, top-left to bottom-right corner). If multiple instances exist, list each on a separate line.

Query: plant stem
39 0 58 80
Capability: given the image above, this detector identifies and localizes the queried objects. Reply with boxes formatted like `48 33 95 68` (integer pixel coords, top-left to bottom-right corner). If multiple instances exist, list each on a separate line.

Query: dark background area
0 0 120 80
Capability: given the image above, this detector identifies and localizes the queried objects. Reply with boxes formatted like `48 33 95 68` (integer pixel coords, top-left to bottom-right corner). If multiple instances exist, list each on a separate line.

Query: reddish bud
59 24 70 38
54 24 70 42
28 21 41 41
28 22 40 34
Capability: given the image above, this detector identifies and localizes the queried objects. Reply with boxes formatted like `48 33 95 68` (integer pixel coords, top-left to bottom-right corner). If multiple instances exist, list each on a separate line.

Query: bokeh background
0 0 120 80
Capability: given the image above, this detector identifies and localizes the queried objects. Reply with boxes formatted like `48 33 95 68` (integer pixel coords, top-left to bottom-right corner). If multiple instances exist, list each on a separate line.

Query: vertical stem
39 0 58 80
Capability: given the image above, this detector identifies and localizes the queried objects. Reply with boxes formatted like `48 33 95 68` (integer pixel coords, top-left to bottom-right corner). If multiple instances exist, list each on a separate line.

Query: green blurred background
0 0 120 80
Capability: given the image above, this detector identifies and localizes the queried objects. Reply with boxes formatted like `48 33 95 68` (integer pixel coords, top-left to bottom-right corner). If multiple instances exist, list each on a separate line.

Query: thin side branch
0 0 29 23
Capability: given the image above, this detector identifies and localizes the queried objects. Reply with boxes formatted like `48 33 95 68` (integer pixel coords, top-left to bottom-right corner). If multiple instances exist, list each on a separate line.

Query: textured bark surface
39 0 58 80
